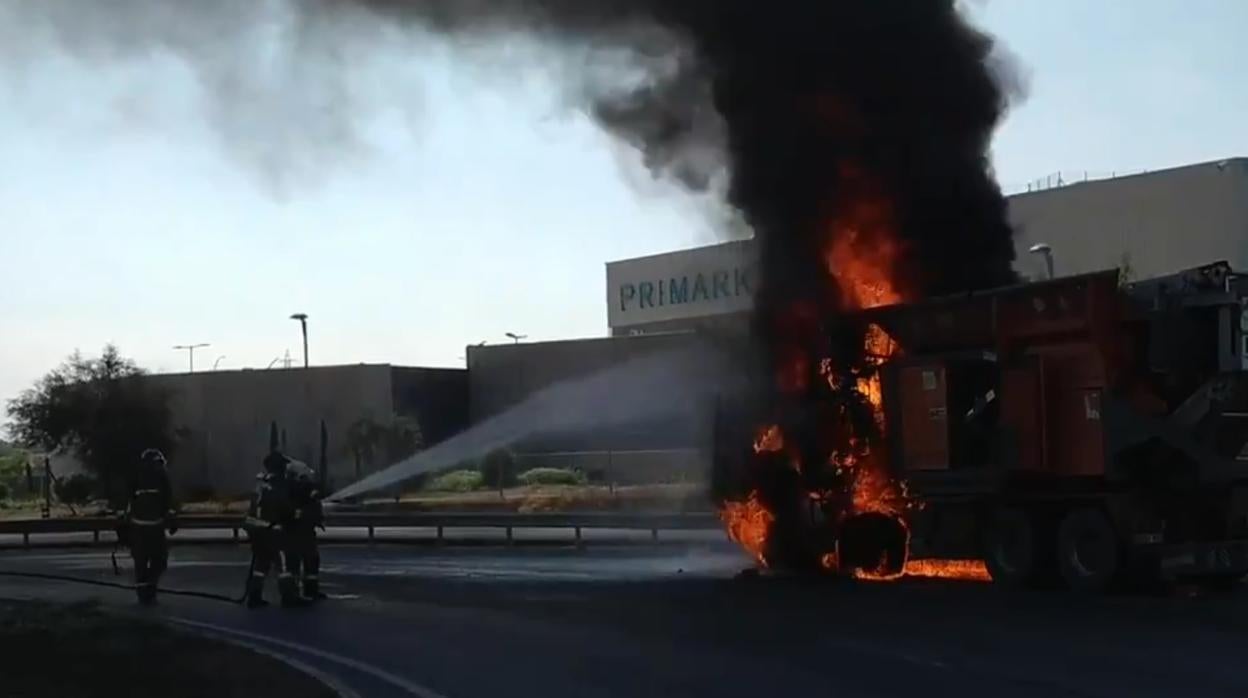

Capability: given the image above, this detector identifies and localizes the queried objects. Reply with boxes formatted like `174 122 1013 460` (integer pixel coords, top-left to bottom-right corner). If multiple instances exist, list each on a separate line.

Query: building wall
390 367 470 448
603 158 1248 338
467 332 747 462
145 364 467 498
1009 158 1248 281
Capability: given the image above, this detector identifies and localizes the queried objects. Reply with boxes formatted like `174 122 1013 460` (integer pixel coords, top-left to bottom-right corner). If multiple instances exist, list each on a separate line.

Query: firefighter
124 448 177 604
285 460 328 601
243 451 311 608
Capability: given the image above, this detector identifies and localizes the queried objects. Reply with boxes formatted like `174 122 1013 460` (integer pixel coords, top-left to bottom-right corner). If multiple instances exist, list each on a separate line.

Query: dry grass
178 500 250 515
362 482 712 514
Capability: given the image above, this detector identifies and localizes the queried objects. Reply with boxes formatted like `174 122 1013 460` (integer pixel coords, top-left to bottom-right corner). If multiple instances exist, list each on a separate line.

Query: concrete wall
1009 158 1248 281
467 332 748 461
611 311 751 338
145 364 467 498
390 367 470 447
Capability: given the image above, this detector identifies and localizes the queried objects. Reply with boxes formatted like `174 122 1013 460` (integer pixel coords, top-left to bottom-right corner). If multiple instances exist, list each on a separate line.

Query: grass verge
0 599 337 698
366 482 712 514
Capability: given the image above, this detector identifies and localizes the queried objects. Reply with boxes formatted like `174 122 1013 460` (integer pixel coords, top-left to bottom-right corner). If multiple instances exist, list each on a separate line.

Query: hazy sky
2 0 1246 420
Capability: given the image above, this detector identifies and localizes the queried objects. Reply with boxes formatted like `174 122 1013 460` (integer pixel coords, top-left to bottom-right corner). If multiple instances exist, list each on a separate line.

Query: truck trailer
868 261 1248 590
714 261 1248 591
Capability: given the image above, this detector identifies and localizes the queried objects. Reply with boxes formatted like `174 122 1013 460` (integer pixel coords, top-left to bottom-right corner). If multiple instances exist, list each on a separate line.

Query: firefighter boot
245 575 269 609
303 576 328 601
279 575 312 608
136 583 158 605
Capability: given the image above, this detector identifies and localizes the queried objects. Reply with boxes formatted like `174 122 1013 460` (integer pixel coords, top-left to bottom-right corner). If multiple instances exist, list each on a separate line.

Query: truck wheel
982 508 1044 587
1056 508 1121 593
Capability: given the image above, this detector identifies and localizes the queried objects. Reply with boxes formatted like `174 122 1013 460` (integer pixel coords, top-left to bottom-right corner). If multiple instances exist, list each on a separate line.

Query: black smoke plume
9 0 1020 290
351 0 1020 293
340 1 1026 544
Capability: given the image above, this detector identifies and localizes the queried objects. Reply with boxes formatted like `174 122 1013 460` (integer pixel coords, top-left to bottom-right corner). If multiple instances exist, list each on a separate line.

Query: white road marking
171 621 361 698
169 617 449 698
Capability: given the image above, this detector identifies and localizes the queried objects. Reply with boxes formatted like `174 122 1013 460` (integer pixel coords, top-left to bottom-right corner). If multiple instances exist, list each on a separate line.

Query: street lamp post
213 355 226 371
290 314 309 368
173 343 210 373
504 332 527 344
1029 243 1056 280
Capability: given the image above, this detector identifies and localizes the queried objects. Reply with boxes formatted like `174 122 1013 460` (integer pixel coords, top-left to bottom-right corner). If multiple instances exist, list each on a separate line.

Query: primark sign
606 239 758 329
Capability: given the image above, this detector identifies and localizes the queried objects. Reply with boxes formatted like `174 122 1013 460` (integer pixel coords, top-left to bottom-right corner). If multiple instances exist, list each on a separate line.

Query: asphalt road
2 538 1247 697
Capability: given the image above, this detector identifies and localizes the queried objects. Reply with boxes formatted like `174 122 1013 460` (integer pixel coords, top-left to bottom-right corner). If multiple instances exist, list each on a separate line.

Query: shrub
518 468 587 487
0 482 9 500
478 448 518 488
54 473 97 505
0 453 27 491
426 469 484 492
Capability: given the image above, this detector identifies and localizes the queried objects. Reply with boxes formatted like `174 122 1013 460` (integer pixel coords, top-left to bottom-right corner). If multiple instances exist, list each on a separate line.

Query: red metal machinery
868 262 1248 590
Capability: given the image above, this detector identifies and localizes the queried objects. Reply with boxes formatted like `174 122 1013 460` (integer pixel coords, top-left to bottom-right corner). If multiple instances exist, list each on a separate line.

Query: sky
2 0 1247 424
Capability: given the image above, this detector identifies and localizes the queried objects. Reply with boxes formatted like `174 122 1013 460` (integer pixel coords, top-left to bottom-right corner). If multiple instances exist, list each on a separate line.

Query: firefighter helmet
139 448 167 468
286 460 315 483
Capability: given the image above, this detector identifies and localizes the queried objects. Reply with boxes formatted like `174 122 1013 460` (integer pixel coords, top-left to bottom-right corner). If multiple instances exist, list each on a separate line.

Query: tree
5 345 174 502
345 414 425 480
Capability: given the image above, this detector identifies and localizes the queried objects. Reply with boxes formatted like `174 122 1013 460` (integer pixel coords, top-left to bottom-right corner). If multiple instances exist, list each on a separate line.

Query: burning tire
1056 508 1122 593
837 512 909 578
981 507 1050 587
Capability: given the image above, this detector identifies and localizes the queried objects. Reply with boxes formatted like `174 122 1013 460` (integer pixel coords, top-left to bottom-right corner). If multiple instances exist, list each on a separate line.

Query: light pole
173 343 210 373
504 332 527 344
1029 243 1055 280
213 355 226 371
290 313 309 368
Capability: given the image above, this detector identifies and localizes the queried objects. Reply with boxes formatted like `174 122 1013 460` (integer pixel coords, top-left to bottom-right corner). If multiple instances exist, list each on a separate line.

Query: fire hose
0 530 255 606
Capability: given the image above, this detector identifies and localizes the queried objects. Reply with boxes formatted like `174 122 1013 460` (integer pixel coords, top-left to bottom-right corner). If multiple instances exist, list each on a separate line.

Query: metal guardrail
0 511 722 548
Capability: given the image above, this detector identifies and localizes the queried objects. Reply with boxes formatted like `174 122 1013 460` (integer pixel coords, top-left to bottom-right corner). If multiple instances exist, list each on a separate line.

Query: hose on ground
0 552 256 605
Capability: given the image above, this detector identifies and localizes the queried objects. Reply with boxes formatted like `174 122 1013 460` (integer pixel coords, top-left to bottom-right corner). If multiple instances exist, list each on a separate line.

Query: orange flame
826 195 904 311
824 551 991 582
721 166 928 580
903 559 991 582
720 491 773 567
753 425 784 454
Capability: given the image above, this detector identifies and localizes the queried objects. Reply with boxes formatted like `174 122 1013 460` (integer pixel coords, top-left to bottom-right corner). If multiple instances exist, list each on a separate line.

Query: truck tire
1056 508 1121 593
982 508 1046 587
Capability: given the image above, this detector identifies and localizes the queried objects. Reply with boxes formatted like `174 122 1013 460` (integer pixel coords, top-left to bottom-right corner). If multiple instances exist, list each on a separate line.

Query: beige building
601 157 1248 338
1009 157 1248 282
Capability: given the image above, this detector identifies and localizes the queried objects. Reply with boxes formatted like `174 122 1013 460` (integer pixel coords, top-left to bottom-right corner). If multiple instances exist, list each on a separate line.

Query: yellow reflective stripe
243 517 270 528
133 489 161 495
129 519 165 526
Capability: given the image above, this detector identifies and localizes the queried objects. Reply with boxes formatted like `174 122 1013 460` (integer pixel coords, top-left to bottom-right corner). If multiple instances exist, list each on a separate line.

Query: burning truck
714 260 1248 591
